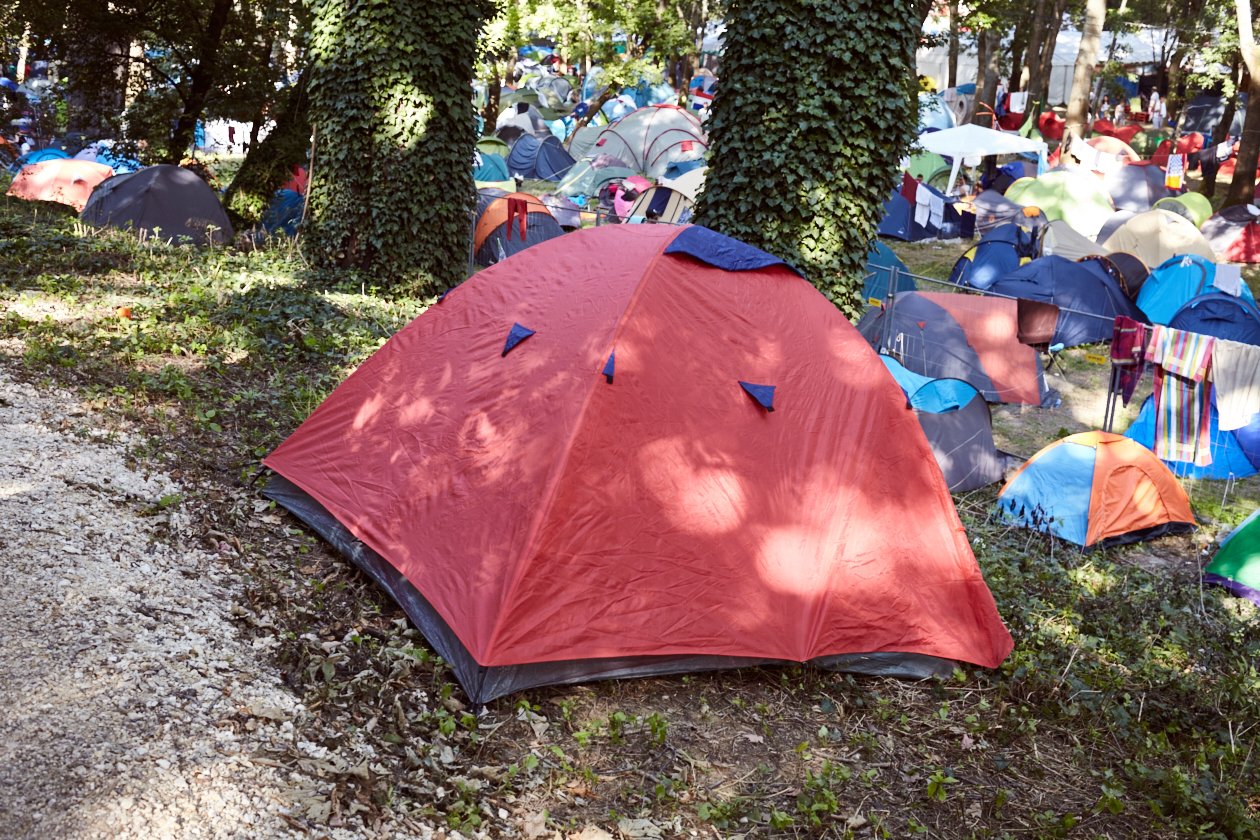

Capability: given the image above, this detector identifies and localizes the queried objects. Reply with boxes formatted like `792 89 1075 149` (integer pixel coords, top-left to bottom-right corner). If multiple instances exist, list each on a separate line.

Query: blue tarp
261 190 304 236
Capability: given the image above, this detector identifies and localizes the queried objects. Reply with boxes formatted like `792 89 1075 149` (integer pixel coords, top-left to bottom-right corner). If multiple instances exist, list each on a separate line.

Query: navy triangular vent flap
739 381 776 412
502 323 536 356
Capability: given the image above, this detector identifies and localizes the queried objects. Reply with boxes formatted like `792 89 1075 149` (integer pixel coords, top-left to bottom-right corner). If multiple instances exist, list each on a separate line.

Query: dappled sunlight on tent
265 225 1013 702
637 436 748 536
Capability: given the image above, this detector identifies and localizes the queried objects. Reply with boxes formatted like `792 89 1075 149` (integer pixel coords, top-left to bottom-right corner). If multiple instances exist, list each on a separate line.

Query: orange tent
998 431 1194 548
7 158 115 211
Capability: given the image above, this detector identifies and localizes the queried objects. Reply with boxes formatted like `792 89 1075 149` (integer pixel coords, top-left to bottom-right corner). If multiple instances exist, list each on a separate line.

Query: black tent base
264 474 960 706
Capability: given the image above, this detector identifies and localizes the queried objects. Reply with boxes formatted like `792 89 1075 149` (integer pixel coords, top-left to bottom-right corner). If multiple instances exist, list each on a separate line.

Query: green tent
907 152 949 184
1129 129 1169 157
1205 509 1260 606
1154 193 1212 229
1004 170 1116 240
477 136 511 158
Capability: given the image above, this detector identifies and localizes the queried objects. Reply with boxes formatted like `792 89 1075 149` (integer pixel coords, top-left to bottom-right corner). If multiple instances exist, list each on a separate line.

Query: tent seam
483 227 681 663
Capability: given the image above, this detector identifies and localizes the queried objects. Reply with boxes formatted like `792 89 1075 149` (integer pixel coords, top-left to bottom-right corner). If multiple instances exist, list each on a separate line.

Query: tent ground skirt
264 475 958 705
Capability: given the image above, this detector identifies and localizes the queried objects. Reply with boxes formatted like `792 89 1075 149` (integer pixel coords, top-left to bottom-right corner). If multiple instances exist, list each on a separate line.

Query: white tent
915 124 1046 196
917 25 1175 106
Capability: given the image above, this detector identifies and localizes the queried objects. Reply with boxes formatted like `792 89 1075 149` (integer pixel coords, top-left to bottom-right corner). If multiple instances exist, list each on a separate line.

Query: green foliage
305 0 493 294
224 71 311 226
694 0 921 318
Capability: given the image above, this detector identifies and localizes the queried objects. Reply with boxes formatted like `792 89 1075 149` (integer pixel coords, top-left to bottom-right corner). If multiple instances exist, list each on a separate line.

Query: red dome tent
264 225 1013 703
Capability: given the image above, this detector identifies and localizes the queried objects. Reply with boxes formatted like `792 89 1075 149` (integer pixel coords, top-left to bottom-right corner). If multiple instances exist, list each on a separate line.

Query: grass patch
1 192 1258 838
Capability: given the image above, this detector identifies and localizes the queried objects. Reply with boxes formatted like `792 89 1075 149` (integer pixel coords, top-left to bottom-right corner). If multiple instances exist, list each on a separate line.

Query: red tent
264 224 1013 702
1152 132 1204 167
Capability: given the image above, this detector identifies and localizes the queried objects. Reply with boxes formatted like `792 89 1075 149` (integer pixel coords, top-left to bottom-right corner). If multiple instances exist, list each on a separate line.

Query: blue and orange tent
997 431 1195 549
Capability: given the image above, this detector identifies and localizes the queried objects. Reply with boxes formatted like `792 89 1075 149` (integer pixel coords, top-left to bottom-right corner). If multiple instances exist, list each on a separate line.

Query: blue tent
1136 255 1256 325
473 151 511 184
1168 293 1260 345
987 255 1146 347
878 356 1010 491
878 182 971 242
261 189 304 236
1124 396 1260 480
7 147 68 173
864 241 915 303
947 223 1038 290
505 134 576 181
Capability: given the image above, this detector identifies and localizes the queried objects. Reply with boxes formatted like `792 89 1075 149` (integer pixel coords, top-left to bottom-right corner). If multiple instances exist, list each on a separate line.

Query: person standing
1149 89 1164 128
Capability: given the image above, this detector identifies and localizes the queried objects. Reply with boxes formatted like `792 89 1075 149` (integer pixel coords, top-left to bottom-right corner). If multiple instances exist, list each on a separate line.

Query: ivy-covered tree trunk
223 70 311 227
305 0 492 294
693 0 920 318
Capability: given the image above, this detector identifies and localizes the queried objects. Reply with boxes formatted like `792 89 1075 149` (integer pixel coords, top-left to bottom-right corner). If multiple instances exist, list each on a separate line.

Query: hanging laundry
1110 316 1149 406
927 194 945 228
1008 92 1029 114
900 172 919 204
1212 338 1260 431
1145 324 1215 466
914 189 932 227
1214 263 1243 298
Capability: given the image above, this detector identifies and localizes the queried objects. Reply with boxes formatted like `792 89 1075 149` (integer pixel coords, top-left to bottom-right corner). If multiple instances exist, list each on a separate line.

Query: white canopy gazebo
915 124 1047 196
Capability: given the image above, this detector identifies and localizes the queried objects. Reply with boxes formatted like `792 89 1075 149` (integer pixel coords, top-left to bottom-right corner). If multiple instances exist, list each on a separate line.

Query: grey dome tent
505 134 576 182
879 356 1013 491
80 164 233 245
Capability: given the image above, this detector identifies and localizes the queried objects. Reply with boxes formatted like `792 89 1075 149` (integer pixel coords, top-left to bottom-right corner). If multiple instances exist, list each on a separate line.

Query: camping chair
1015 298 1067 375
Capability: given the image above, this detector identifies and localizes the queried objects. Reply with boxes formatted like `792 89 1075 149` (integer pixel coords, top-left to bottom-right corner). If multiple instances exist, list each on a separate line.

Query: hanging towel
1145 325 1215 466
505 197 530 241
1214 264 1243 298
900 172 919 204
927 194 945 228
1110 316 1148 406
1212 338 1260 431
1008 92 1029 114
914 189 932 227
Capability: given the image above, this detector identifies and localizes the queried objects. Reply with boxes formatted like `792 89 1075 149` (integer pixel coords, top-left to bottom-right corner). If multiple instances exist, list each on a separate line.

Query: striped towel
1145 325 1215 466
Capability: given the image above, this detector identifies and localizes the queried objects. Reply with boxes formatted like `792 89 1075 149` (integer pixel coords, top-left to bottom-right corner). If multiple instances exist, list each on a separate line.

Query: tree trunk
1022 0 1048 92
223 70 311 227
947 0 959 88
971 29 990 123
1065 0 1105 140
163 0 232 162
1033 0 1067 104
694 0 921 318
1199 59 1241 199
1227 0 1260 207
16 22 31 83
973 29 999 126
304 0 494 291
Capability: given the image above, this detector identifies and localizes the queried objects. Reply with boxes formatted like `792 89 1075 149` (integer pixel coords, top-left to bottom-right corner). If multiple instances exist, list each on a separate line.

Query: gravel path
0 362 349 839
